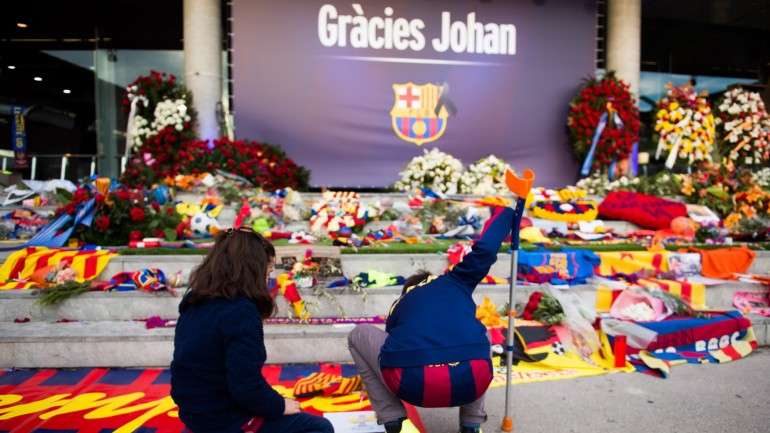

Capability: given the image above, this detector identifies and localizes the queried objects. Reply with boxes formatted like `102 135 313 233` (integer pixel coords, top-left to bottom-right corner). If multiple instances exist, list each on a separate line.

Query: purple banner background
233 1 596 187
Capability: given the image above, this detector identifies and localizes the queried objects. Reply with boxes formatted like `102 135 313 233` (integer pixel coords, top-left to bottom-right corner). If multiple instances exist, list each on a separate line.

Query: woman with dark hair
171 227 334 433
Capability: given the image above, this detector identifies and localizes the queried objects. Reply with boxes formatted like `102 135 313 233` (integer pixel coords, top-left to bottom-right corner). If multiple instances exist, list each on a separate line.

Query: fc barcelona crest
390 82 452 146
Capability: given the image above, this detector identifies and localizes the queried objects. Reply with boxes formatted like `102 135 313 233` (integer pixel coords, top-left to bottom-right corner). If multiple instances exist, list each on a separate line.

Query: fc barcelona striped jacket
380 207 513 368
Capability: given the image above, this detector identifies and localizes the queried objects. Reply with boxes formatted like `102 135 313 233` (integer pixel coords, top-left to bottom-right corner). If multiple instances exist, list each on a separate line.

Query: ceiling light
7 65 15 70
17 23 28 29
63 89 71 94
33 76 42 82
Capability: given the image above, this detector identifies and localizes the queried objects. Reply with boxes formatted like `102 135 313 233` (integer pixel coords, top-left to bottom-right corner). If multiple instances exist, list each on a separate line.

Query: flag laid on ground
0 247 115 290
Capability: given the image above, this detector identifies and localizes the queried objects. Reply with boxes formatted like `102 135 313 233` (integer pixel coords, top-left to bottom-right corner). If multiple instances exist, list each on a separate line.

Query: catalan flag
596 251 669 277
595 278 707 312
0 247 115 290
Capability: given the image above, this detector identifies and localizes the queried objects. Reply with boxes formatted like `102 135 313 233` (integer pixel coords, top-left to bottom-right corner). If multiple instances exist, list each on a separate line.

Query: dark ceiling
641 0 770 78
1 0 186 50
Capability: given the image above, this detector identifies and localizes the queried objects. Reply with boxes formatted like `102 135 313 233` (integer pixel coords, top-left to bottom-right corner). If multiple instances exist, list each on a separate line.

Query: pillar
606 0 641 96
184 0 223 141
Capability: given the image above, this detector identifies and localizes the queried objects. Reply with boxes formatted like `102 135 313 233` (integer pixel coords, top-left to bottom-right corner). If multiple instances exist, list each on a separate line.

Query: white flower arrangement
459 155 511 195
715 88 770 165
394 148 464 194
753 168 770 189
127 88 192 149
575 173 640 197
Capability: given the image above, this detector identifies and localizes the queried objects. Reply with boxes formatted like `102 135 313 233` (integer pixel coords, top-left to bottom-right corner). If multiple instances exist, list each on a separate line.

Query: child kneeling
348 207 514 433
171 227 334 433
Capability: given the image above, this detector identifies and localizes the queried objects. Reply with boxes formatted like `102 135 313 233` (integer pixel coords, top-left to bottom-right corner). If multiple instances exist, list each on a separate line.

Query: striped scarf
0 247 115 290
596 278 707 312
624 311 757 377
596 251 669 277
292 372 363 398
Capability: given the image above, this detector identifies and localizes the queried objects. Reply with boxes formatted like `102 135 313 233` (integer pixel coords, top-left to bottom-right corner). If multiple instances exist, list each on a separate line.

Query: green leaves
35 281 92 306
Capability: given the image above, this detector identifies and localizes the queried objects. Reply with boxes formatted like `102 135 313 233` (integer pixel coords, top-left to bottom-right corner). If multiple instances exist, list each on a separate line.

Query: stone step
1 280 766 323
2 315 768 368
0 320 363 367
5 251 764 285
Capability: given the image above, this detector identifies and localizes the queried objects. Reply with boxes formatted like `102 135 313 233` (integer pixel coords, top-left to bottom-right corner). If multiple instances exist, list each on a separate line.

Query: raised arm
448 206 514 292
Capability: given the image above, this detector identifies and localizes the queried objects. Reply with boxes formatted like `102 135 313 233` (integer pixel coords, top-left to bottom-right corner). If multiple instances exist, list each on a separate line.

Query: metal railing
0 153 114 181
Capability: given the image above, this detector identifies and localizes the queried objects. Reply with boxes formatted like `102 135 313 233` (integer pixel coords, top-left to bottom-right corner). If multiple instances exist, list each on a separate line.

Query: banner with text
233 1 596 187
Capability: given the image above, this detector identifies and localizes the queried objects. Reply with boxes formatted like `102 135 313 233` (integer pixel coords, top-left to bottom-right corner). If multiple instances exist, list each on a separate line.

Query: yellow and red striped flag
0 247 115 290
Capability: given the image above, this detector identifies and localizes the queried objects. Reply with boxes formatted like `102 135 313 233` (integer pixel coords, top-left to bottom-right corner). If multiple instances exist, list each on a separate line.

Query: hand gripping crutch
501 168 535 432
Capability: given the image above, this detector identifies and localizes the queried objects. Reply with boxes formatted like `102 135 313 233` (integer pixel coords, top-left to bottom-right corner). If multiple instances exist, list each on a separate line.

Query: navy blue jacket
171 296 284 433
380 207 513 368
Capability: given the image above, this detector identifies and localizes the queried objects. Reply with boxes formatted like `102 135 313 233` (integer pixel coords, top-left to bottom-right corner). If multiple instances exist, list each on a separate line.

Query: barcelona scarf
596 278 707 312
293 372 363 398
0 247 115 290
615 311 757 378
517 249 600 285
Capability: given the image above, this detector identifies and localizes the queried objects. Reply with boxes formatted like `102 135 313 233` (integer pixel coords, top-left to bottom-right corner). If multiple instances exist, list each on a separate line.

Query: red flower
151 202 161 212
95 215 110 232
95 193 105 204
116 190 131 201
176 222 188 238
153 229 166 238
62 203 76 215
73 188 90 204
130 207 146 222
129 230 143 241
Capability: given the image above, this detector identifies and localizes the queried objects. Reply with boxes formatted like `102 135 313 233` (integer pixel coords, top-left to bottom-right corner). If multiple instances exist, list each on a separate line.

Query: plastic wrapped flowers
459 155 511 195
394 148 464 194
654 83 716 169
715 87 770 166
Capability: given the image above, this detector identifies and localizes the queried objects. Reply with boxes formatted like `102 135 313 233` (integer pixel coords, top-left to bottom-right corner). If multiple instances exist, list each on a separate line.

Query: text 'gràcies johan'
318 4 517 55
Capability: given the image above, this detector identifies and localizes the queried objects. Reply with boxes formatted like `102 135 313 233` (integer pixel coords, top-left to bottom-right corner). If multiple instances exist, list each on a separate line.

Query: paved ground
415 349 770 433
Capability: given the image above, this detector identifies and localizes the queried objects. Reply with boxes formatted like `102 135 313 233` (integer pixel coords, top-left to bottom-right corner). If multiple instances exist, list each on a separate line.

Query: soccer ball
190 212 221 237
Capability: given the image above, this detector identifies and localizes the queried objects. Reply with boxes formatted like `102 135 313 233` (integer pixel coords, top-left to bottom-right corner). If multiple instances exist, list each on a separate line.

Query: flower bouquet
676 163 736 217
122 71 197 186
394 148 464 194
715 87 770 167
459 155 511 195
185 138 310 191
654 83 716 169
55 179 182 246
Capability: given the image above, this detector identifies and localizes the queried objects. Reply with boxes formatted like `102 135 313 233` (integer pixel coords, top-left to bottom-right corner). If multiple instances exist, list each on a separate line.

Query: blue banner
11 105 28 168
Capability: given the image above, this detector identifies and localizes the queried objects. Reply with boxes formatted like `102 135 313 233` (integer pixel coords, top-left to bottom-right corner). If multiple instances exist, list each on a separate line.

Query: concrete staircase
1 249 768 368
2 278 769 368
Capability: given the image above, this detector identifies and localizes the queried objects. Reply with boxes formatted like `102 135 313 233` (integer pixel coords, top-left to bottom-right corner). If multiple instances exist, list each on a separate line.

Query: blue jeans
258 413 334 433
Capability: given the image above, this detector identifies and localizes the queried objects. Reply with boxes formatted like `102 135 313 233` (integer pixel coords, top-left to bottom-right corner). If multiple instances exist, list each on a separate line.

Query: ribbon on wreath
581 103 626 177
124 96 147 160
656 111 693 169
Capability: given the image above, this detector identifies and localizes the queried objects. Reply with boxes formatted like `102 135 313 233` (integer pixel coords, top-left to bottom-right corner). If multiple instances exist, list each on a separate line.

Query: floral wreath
567 71 640 174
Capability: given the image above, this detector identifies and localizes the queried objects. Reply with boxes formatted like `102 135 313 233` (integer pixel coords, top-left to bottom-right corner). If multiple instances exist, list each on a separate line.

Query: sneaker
384 418 405 433
459 426 483 433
